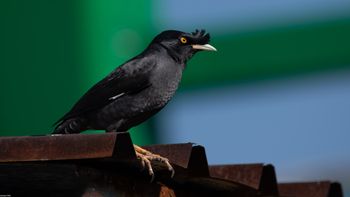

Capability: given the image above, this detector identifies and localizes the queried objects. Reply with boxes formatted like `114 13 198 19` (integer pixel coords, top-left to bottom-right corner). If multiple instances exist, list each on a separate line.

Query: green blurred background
1 0 350 195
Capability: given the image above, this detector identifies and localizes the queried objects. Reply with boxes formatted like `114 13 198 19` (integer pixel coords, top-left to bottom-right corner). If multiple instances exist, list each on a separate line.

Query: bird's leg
134 144 175 181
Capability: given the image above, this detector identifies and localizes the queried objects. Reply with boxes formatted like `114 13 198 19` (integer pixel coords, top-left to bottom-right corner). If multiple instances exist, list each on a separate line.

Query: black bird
53 29 216 179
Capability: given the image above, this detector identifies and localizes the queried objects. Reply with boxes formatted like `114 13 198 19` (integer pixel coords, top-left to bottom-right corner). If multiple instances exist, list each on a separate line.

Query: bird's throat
158 43 187 64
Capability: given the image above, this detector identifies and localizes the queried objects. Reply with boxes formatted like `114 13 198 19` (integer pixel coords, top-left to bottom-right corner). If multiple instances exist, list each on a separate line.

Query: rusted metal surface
143 143 194 168
209 164 279 196
144 144 209 177
0 133 345 197
0 133 260 196
143 143 258 196
0 133 119 162
278 181 343 197
209 164 264 189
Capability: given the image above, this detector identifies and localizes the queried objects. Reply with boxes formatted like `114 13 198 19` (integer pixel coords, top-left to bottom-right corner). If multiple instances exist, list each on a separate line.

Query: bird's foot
134 145 175 182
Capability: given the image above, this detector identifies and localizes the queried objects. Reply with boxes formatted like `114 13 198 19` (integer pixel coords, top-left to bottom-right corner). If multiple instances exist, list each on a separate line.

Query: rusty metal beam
278 181 343 197
144 144 209 177
0 133 344 197
209 164 279 196
143 143 194 169
143 143 260 196
0 132 136 162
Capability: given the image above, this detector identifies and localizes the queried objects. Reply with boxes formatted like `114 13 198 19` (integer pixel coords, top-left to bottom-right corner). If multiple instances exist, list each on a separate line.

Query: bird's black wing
55 57 155 124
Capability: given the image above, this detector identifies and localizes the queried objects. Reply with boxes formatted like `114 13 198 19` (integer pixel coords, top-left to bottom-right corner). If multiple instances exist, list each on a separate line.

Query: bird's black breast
149 57 184 106
88 49 185 131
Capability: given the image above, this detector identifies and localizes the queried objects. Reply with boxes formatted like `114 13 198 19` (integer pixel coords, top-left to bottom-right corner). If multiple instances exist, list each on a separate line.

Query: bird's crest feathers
191 29 210 44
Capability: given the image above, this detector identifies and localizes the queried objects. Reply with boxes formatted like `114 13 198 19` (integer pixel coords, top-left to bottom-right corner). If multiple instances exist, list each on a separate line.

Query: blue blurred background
1 0 350 195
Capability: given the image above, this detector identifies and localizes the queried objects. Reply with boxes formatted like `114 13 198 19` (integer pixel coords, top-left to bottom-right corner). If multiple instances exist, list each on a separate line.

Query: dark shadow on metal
112 132 136 160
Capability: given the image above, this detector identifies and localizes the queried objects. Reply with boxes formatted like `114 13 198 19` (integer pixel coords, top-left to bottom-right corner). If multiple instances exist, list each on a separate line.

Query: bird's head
151 29 216 63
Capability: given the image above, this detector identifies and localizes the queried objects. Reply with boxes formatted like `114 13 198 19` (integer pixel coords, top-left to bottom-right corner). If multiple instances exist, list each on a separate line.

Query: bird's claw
146 154 175 178
136 151 175 182
136 152 155 182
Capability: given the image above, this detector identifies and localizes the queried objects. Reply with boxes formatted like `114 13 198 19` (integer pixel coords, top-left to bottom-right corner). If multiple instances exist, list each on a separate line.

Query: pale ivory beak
192 44 217 51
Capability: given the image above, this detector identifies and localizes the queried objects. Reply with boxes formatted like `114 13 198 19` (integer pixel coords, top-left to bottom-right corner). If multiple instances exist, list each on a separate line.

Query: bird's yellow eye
180 37 187 44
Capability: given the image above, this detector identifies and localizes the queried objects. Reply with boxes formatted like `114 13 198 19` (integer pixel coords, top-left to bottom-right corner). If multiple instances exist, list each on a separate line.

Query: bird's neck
156 43 187 64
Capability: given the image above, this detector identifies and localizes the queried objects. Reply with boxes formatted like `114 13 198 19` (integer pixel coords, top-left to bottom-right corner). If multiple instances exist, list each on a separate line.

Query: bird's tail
52 118 87 134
